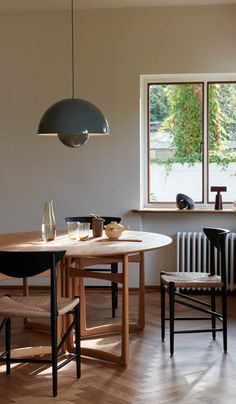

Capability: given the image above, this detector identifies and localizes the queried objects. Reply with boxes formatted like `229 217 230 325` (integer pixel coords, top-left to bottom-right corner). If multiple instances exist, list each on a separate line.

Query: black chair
160 228 229 356
0 250 80 397
65 216 121 318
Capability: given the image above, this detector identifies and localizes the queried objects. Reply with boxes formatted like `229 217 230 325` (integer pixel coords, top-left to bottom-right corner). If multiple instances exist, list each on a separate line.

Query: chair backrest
65 216 121 226
203 228 230 280
0 250 66 278
0 250 66 321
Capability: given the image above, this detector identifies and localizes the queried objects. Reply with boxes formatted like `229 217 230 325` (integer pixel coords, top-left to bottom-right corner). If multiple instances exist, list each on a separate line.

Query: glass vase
41 200 56 241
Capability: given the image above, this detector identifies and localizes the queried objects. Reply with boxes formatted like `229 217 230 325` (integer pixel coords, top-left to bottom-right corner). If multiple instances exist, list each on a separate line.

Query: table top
0 230 172 257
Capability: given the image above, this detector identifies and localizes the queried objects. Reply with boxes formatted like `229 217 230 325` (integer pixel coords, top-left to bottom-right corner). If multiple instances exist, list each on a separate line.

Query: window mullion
203 81 208 205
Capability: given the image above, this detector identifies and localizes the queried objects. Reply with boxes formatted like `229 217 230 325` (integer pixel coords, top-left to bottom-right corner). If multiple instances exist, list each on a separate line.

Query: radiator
177 232 236 291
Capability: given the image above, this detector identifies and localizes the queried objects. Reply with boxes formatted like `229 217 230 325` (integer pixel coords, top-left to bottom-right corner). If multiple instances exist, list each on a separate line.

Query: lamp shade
38 98 109 148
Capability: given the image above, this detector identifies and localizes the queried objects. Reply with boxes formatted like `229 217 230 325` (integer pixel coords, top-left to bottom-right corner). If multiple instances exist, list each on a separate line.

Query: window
140 74 236 207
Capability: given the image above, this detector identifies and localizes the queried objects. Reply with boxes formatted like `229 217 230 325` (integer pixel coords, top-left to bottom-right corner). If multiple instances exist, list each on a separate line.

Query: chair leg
160 275 165 342
51 314 58 397
222 286 227 353
169 282 175 357
5 317 11 375
74 303 81 379
111 263 118 318
211 288 216 340
111 282 117 318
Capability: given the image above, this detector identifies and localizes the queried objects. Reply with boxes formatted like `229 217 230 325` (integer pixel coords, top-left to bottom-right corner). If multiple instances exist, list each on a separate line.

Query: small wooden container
92 218 104 237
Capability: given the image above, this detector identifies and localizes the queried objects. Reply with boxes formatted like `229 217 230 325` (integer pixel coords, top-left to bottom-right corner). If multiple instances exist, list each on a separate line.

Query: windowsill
132 208 236 214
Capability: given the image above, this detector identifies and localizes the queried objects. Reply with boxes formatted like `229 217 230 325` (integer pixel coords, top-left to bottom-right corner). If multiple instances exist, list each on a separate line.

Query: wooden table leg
137 252 145 330
63 254 130 366
78 254 130 366
121 253 129 367
64 257 76 350
58 259 66 346
78 264 87 336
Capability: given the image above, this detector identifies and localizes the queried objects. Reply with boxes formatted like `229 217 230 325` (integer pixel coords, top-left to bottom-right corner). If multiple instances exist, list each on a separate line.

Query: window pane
148 83 203 203
208 83 236 203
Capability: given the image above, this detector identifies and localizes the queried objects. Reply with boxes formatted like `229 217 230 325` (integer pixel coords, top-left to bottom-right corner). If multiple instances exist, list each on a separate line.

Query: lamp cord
71 0 75 99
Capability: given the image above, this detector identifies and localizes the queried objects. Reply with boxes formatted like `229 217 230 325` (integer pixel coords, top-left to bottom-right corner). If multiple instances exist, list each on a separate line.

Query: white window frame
140 73 236 209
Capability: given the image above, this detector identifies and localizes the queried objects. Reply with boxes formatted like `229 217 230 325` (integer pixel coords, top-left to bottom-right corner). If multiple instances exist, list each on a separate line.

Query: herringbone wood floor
0 290 236 403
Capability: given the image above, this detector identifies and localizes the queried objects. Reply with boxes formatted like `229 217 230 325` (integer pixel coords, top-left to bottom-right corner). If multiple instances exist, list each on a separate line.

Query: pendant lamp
37 0 109 148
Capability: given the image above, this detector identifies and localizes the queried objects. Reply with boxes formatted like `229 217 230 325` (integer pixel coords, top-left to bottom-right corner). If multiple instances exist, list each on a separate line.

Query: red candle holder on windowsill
211 186 227 210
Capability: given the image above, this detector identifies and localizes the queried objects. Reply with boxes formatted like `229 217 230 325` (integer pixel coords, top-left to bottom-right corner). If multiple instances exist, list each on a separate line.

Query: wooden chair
65 216 121 318
0 250 80 397
160 227 230 356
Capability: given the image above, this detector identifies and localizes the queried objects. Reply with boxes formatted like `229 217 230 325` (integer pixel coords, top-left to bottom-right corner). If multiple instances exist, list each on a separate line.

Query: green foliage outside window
162 84 203 160
149 82 236 168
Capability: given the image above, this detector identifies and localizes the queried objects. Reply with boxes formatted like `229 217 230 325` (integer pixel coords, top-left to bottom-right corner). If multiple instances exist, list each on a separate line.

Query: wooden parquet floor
0 290 236 403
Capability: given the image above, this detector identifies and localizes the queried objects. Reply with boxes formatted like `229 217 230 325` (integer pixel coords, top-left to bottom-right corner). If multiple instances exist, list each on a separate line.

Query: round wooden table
0 230 172 366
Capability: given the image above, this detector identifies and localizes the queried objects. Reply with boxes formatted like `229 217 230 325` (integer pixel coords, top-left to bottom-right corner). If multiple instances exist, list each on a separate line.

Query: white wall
0 5 236 286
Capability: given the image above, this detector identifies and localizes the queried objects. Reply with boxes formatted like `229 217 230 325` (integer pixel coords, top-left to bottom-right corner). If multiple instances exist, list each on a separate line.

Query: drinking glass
79 222 90 241
67 222 79 240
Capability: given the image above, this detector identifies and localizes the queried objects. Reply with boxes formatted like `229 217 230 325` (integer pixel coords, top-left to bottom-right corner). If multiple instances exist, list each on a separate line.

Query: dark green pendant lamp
38 0 109 148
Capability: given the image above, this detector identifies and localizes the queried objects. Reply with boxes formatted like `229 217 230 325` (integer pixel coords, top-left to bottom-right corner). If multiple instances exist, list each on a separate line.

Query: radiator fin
177 232 236 291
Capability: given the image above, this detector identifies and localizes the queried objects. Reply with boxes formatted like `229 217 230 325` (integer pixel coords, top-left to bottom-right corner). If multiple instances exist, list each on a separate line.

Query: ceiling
0 0 236 12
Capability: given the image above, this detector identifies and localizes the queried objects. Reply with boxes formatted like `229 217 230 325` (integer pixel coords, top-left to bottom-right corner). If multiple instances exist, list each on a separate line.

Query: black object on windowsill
211 186 227 210
176 193 195 210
